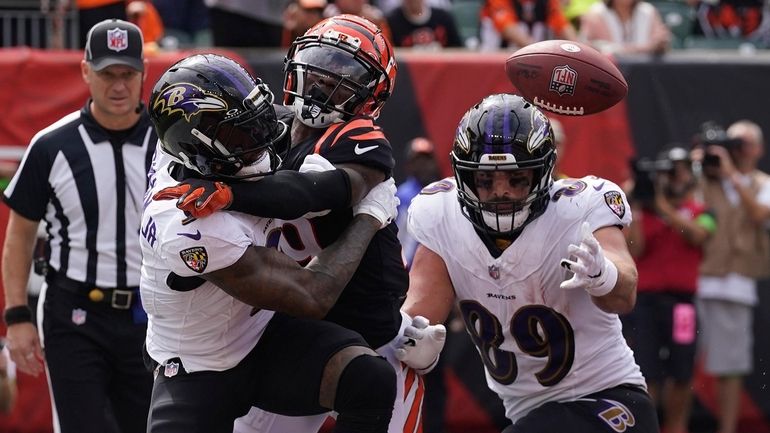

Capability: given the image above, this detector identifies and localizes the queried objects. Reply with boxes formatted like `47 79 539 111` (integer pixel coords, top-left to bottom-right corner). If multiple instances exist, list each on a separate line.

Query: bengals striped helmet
283 14 397 128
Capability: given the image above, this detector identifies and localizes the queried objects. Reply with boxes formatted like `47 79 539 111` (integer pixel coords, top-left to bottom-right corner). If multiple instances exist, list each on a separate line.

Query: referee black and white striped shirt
4 101 156 288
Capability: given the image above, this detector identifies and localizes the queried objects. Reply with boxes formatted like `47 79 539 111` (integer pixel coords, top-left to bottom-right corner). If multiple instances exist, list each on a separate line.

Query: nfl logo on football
107 27 128 52
549 65 577 96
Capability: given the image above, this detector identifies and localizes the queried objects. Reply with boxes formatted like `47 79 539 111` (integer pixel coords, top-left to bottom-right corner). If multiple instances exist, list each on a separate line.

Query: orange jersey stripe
403 365 417 400
313 122 344 154
349 129 386 142
330 117 376 148
403 371 425 433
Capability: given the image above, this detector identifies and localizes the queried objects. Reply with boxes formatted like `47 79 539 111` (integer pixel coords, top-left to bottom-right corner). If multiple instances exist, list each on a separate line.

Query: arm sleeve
228 169 352 219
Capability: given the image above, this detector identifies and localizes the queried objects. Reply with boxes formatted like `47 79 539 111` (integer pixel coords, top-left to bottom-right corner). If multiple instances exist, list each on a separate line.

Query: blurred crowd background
1 1 770 433
0 0 768 52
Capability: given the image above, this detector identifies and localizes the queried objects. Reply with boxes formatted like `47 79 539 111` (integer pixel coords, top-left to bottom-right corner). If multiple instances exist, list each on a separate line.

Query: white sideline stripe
0 146 28 160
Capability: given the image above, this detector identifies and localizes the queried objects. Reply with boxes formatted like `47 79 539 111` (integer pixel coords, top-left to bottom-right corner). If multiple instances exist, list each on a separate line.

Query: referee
2 19 155 433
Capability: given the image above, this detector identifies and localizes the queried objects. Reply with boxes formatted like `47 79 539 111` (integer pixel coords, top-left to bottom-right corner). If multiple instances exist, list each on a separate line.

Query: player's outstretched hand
353 178 399 229
153 179 233 220
298 153 335 218
395 315 447 374
559 221 618 297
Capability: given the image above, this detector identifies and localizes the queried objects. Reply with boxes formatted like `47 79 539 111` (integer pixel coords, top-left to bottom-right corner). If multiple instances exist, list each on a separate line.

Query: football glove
395 315 447 374
559 221 618 297
153 179 233 221
353 178 399 229
298 154 334 219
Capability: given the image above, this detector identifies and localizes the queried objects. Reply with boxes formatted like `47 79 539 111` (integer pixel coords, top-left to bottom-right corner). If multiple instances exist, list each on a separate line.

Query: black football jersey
277 115 408 349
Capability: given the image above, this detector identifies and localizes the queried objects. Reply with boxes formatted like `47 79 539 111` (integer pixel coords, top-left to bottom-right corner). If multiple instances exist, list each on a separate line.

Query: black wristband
4 305 33 326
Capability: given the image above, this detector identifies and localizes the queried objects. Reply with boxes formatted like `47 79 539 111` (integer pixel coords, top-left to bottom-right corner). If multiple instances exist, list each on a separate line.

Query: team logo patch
180 246 208 273
597 399 636 432
603 191 626 219
164 361 180 378
152 83 227 122
488 264 500 280
71 308 87 325
106 27 128 52
549 65 577 96
420 180 454 195
528 109 551 153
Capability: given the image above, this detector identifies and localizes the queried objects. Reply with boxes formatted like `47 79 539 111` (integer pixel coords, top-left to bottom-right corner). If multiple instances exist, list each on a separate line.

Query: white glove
299 153 336 173
395 315 447 374
559 221 618 297
353 178 399 229
298 153 334 218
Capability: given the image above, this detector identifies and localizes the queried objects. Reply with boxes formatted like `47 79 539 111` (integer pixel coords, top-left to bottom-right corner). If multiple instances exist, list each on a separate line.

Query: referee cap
85 19 144 72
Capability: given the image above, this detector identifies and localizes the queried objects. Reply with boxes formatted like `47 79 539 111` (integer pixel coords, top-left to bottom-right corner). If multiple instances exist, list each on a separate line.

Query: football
504 40 628 116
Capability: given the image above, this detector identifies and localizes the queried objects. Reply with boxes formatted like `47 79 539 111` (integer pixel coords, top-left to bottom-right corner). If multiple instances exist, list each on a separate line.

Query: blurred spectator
479 0 578 50
153 0 210 48
386 0 464 48
691 0 765 38
579 0 671 54
282 0 327 47
205 0 290 47
376 0 452 15
126 1 163 46
325 0 393 42
624 146 714 433
396 137 441 268
58 0 129 48
693 119 770 433
0 343 15 414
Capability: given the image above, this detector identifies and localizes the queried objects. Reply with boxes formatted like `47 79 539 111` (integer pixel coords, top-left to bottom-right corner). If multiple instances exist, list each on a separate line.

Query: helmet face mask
150 54 287 180
451 94 556 238
284 14 396 128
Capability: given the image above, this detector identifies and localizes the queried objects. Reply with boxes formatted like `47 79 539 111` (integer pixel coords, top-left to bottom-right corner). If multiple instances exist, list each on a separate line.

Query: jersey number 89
459 301 575 387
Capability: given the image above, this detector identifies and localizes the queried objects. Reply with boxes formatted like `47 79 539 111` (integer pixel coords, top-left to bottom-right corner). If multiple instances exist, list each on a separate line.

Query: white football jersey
140 151 274 373
408 175 645 422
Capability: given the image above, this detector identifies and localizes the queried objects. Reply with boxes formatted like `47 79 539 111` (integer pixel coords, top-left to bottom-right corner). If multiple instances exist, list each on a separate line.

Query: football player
399 94 661 432
142 53 400 433
151 15 437 433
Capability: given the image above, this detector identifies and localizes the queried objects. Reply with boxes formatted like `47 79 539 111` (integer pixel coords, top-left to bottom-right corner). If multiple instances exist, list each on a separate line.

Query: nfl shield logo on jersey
107 27 128 52
164 361 180 378
71 308 87 325
488 264 500 280
180 247 208 273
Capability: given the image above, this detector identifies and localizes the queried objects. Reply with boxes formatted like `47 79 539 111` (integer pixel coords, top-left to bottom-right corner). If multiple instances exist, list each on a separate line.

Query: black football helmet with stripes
451 94 557 237
283 14 397 128
149 54 287 179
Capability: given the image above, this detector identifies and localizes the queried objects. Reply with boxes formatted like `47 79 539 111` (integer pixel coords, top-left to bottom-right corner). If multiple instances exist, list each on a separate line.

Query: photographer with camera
625 145 715 433
692 120 770 433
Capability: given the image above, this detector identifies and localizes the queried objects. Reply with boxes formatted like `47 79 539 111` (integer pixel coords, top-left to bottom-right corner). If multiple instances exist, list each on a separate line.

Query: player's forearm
228 169 351 219
303 214 381 313
592 256 637 314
